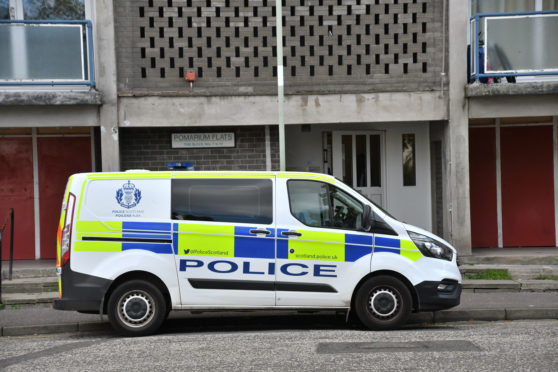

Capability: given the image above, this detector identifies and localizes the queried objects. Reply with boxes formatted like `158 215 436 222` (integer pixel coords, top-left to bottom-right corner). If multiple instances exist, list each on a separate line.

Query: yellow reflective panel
74 241 122 253
76 179 87 219
400 249 423 262
76 221 122 233
177 224 234 257
88 172 172 179
173 172 274 179
400 240 418 250
277 173 335 184
289 230 345 261
76 232 123 240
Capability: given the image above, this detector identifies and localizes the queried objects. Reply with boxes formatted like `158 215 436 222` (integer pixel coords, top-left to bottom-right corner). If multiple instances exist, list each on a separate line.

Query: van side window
171 179 273 224
288 180 364 230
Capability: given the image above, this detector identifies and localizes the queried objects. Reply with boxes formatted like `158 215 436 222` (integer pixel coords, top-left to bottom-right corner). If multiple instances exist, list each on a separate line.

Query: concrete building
1 0 557 260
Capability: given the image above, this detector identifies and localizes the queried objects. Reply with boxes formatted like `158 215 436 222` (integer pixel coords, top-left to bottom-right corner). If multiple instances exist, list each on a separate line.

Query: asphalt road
0 318 557 371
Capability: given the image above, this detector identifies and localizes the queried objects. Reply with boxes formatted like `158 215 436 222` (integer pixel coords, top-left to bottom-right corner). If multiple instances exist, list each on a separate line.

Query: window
288 181 331 228
0 0 92 85
288 180 364 230
171 179 273 224
402 133 416 186
23 0 85 20
0 0 8 20
4 0 87 21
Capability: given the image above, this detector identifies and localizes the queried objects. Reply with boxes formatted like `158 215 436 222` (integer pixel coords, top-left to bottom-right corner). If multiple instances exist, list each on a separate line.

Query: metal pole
275 0 286 171
9 209 14 280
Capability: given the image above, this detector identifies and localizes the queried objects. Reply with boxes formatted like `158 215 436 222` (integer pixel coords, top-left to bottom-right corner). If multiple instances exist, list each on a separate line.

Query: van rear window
171 179 273 224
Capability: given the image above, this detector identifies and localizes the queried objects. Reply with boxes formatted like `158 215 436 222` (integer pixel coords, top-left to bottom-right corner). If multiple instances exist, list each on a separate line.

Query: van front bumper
414 279 461 312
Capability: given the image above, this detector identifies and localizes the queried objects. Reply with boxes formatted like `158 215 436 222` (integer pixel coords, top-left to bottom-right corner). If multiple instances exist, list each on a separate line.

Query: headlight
408 231 454 262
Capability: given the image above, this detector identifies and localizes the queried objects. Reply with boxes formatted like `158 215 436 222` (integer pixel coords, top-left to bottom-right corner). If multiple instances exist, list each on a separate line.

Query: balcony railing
469 11 558 82
0 20 94 86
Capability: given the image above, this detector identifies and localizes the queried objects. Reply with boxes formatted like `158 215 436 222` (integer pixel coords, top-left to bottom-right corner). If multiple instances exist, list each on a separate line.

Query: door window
23 0 85 20
171 179 273 224
0 0 8 19
288 180 364 230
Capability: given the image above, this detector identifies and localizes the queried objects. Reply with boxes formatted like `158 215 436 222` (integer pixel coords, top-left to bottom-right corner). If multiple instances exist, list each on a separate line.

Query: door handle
250 229 271 235
281 230 302 237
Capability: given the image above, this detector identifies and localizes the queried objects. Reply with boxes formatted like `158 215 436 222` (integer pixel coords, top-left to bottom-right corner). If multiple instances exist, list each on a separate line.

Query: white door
332 131 386 207
171 177 276 307
274 177 374 307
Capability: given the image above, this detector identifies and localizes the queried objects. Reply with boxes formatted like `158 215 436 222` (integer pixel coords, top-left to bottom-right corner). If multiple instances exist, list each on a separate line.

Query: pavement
1 291 558 337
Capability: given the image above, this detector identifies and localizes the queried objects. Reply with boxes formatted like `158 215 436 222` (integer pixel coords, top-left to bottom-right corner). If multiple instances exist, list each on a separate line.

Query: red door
38 137 92 259
0 138 35 260
469 128 498 248
501 126 555 247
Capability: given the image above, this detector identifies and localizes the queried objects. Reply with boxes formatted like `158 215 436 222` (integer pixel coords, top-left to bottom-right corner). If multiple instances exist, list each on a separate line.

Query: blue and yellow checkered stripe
74 221 422 262
74 221 173 254
276 230 372 262
374 236 423 262
175 224 276 259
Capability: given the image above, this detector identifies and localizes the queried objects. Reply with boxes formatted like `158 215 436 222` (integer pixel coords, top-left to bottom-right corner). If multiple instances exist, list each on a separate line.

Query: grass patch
0 303 5 310
534 275 558 281
9 304 20 310
465 269 513 280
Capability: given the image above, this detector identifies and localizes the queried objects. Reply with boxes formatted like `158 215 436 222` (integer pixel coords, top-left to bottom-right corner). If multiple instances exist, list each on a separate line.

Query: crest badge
116 180 142 209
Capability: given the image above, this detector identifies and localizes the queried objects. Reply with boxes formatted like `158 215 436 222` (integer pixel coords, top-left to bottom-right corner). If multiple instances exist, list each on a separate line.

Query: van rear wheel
107 280 167 337
354 275 412 330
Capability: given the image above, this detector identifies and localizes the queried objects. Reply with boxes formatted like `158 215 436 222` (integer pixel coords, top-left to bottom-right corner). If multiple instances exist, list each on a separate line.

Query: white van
53 171 461 336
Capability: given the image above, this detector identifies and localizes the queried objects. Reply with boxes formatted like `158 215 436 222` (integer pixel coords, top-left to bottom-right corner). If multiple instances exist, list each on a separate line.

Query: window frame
287 179 366 232
171 178 274 225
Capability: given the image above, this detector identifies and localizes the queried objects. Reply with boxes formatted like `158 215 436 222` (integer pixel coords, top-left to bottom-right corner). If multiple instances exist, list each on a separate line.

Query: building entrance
332 131 385 207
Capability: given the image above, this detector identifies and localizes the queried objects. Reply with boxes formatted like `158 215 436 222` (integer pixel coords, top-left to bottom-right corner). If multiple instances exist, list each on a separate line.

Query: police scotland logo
116 180 142 209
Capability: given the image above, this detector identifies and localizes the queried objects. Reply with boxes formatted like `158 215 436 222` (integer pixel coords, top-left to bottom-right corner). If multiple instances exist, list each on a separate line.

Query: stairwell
459 247 558 293
1 260 58 306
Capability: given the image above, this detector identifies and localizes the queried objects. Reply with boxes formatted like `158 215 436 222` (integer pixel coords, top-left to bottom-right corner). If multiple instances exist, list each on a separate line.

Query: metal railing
470 11 558 82
0 208 14 304
0 20 95 86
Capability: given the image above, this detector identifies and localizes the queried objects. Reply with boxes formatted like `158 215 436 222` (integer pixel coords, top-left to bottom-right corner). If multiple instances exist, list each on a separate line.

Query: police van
53 171 461 336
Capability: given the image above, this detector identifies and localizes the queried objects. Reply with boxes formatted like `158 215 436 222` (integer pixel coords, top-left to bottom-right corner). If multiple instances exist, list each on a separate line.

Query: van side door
274 177 373 307
171 176 276 307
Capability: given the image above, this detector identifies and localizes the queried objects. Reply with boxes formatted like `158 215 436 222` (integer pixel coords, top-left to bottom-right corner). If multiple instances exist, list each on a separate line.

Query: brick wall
120 126 279 171
115 0 445 95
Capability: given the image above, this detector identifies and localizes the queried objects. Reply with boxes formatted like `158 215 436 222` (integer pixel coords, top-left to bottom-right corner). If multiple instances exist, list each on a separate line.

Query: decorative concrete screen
115 0 443 94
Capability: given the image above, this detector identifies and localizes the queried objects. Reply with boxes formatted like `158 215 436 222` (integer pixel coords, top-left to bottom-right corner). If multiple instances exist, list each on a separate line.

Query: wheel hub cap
121 293 152 325
369 289 398 318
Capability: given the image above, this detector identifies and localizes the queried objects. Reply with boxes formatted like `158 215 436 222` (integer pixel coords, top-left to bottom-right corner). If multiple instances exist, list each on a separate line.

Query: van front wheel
354 276 412 330
107 280 167 337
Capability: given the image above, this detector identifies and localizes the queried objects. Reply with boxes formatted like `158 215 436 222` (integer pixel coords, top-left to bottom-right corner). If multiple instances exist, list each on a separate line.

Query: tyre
354 275 412 330
107 280 167 337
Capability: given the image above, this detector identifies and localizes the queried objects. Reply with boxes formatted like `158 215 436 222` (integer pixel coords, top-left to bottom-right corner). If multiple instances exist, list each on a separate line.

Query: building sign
171 132 235 148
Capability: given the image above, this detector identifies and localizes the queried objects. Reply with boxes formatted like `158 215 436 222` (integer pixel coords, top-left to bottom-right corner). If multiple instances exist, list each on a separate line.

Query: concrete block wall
120 126 279 171
115 0 444 95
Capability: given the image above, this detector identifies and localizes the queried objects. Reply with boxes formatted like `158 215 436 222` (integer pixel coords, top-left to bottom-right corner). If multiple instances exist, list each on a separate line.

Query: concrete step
1 260 57 279
518 280 558 292
461 248 558 265
463 279 558 293
1 277 58 294
460 264 558 280
463 280 520 292
1 291 58 305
